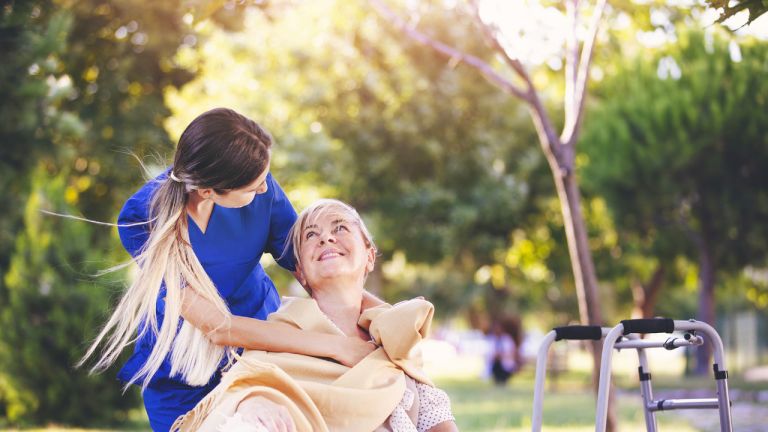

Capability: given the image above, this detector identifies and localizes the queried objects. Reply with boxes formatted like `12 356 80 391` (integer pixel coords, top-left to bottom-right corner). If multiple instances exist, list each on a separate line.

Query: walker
596 319 733 432
531 318 733 432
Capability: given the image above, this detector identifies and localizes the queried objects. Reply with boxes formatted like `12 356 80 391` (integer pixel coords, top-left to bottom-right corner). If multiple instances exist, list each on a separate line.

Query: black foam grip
554 325 603 341
620 318 674 335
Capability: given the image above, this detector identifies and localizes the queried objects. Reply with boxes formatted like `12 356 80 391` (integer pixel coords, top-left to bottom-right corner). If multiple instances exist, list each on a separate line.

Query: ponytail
80 108 272 390
79 177 233 390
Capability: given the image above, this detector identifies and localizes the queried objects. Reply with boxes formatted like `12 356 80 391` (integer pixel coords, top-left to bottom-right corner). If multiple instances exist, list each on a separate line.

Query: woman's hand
236 395 296 432
332 335 377 367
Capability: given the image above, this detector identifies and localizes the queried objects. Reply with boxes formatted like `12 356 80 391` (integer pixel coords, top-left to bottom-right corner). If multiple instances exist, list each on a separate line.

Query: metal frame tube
716 378 732 432
627 334 658 432
531 330 558 432
613 336 703 351
597 320 733 432
672 320 726 366
595 324 625 432
639 367 657 431
673 320 732 432
532 327 611 432
648 398 721 411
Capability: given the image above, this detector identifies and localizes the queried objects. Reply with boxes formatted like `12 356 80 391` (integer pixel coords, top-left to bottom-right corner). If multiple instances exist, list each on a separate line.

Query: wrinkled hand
236 395 296 432
334 336 377 367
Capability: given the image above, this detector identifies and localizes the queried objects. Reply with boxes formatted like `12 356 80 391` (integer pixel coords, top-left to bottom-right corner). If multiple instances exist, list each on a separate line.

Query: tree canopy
2 0 767 427
164 1 556 317
1 0 196 424
580 27 768 370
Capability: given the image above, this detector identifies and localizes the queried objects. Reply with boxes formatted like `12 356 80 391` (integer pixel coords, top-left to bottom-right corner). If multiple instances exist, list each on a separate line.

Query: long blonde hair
79 108 273 390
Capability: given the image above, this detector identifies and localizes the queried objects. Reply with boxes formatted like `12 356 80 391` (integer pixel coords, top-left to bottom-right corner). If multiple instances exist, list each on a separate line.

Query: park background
1 0 768 430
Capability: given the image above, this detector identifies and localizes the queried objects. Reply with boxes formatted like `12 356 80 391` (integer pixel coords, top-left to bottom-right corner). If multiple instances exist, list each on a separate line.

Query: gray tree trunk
631 265 665 320
548 147 616 432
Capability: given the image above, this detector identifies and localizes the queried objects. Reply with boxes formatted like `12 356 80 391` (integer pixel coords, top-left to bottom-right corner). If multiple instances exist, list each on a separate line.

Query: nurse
79 108 377 431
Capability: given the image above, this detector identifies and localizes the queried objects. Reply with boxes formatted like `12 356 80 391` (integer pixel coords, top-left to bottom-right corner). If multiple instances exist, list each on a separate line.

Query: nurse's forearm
180 288 372 365
214 315 343 357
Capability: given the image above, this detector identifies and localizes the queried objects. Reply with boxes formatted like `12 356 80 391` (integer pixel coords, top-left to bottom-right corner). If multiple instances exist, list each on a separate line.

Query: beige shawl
171 297 435 432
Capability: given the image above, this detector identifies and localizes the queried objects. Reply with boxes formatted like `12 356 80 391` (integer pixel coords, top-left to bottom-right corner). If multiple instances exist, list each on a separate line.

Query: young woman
79 108 376 431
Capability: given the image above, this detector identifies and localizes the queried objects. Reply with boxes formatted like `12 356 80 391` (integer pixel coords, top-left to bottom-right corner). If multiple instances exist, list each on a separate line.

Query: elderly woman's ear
366 248 376 273
292 268 308 290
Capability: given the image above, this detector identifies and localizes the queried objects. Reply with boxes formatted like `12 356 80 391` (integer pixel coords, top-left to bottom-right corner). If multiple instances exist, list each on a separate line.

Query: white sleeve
415 383 456 432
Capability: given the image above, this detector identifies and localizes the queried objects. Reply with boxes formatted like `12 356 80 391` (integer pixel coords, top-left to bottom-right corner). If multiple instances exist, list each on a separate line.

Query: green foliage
1 168 139 426
1 1 67 271
580 28 768 311
164 0 554 317
0 0 197 426
4 0 763 424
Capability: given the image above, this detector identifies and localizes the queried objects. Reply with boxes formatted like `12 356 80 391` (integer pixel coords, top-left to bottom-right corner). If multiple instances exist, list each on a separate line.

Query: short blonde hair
286 199 376 266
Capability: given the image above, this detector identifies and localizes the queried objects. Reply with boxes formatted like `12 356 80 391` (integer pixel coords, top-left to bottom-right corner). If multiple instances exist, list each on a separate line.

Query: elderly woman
173 199 457 432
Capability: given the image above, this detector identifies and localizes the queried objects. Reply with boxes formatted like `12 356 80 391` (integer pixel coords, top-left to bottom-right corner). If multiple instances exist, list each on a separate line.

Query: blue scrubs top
115 171 297 431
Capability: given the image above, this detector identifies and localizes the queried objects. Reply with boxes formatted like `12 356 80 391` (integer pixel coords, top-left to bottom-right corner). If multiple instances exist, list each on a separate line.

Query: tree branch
466 0 533 90
564 0 579 143
368 0 530 101
562 0 607 146
464 0 564 163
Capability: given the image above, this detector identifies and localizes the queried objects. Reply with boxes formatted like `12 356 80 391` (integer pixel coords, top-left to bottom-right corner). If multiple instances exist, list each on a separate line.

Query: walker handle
553 325 603 341
620 318 674 335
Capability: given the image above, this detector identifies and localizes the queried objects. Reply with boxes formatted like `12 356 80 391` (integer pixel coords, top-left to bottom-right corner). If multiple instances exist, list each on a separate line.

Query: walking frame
531 318 733 432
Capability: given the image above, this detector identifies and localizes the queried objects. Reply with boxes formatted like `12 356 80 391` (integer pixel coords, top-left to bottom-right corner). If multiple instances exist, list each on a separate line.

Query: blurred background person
485 315 523 386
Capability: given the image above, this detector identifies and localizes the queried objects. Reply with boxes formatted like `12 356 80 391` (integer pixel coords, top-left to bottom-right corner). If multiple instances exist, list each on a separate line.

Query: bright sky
704 7 768 39
476 0 768 68
477 0 568 67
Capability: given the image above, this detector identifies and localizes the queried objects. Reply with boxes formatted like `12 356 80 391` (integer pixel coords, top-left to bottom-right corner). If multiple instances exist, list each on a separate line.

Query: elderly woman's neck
312 285 365 338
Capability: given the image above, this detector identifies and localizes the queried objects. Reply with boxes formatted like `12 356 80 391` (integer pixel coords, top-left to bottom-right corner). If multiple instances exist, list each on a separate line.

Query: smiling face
291 200 376 293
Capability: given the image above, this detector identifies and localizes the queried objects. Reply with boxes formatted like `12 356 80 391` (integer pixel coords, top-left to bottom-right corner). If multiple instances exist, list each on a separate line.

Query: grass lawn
7 373 705 431
9 346 762 432
436 374 697 432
